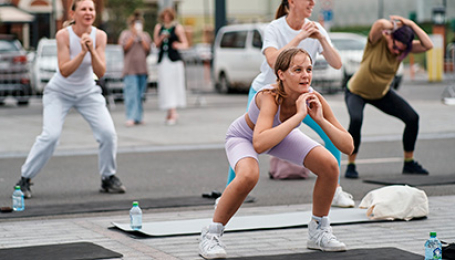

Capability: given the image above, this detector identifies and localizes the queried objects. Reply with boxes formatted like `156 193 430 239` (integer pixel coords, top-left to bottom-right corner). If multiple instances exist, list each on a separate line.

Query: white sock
208 222 225 235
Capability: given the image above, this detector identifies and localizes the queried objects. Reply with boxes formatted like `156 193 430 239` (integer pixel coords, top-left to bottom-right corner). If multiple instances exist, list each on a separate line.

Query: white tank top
47 26 97 95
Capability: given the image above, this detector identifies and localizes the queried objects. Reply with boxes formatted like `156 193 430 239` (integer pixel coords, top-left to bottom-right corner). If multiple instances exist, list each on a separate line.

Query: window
252 30 262 49
0 40 20 52
220 31 247 49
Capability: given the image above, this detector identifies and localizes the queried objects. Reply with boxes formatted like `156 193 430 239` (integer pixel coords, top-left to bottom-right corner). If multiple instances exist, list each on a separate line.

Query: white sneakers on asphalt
331 186 355 208
199 224 227 259
307 217 347 251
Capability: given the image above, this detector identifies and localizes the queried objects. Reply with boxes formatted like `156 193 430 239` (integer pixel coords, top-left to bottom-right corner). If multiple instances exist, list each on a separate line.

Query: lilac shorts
225 115 321 169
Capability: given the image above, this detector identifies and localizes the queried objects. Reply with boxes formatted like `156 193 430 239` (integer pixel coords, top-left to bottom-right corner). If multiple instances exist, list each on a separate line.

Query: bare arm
172 24 189 50
368 19 393 44
308 91 354 155
153 24 165 48
252 92 308 154
89 30 107 79
57 29 87 78
389 15 433 53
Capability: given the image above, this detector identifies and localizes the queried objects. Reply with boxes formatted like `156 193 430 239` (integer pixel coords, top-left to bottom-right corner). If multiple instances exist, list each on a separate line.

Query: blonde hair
270 48 312 104
63 0 95 27
158 8 176 23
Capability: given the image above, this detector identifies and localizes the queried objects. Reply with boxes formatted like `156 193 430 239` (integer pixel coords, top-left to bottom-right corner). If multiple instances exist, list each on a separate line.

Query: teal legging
226 87 341 186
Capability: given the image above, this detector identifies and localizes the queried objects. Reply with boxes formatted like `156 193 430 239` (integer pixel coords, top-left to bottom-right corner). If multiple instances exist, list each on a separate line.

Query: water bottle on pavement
12 186 24 211
425 231 442 260
130 201 142 230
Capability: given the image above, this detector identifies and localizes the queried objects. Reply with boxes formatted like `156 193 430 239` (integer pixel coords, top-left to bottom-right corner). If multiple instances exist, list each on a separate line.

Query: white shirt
47 26 97 95
251 16 331 92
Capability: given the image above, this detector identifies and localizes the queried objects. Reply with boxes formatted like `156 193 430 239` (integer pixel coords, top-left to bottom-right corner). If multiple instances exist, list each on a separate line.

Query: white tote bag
359 185 429 221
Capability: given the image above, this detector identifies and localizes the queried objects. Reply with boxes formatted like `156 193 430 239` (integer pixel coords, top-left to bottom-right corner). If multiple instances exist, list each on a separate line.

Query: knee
235 168 259 190
40 129 61 145
98 128 117 145
406 112 419 126
318 157 339 181
350 115 363 128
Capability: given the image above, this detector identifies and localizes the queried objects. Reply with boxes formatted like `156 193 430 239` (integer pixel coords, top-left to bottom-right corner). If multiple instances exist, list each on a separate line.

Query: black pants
344 88 419 154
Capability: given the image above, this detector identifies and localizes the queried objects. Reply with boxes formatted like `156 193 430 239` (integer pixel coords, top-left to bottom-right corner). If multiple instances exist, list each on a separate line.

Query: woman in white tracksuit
15 0 126 198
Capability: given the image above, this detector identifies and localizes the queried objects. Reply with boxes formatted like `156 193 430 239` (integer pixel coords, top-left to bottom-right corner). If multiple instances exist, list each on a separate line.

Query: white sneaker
307 217 347 251
199 225 227 259
331 186 355 208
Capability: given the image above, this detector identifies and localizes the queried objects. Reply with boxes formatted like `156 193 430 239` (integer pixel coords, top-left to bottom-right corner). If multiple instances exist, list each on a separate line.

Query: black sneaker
16 177 32 199
345 164 359 179
403 160 429 175
100 175 126 193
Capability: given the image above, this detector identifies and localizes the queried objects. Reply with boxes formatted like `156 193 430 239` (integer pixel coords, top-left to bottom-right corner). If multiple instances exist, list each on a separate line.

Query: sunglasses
392 40 407 53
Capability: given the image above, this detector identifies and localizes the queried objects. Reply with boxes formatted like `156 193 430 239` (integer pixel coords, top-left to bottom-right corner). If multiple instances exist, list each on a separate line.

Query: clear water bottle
129 201 142 230
12 186 24 211
425 231 442 260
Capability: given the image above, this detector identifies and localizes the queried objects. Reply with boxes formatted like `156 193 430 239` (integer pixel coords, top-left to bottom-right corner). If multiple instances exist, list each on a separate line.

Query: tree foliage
103 0 144 43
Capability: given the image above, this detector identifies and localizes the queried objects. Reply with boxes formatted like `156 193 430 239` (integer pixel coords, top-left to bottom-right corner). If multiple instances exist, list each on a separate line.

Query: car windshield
0 40 20 52
331 38 366 51
42 45 57 57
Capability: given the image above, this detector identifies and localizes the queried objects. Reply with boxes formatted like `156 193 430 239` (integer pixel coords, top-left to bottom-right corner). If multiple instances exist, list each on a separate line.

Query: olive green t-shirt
348 36 401 100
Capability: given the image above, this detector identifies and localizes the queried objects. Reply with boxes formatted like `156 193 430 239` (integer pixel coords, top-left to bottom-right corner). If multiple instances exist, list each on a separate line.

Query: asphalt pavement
0 70 454 259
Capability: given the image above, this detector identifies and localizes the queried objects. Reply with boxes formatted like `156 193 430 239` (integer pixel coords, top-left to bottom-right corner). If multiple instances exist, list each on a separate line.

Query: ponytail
275 0 289 19
63 20 75 27
62 0 95 27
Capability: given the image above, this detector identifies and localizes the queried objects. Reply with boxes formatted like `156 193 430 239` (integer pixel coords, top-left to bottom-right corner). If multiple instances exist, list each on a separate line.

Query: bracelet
392 20 398 31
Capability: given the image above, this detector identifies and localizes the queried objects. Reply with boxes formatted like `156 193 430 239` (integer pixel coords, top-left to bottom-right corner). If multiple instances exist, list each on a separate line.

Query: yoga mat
112 207 386 237
0 196 253 219
363 174 455 187
229 247 423 260
0 242 122 260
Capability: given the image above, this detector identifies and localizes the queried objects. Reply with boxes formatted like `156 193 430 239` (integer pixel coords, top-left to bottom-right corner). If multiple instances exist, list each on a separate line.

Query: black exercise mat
0 242 122 260
363 174 455 186
0 195 255 219
230 247 422 260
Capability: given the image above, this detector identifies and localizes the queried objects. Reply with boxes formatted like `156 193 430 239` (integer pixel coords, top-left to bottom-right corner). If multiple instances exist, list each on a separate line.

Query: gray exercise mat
112 208 380 237
363 174 455 186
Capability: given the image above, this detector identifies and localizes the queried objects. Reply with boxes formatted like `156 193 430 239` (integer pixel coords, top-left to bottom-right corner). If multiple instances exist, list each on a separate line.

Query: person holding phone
153 7 189 125
119 10 152 127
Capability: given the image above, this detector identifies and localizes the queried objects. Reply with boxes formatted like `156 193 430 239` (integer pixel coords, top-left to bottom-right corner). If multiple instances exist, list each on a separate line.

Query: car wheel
216 73 231 94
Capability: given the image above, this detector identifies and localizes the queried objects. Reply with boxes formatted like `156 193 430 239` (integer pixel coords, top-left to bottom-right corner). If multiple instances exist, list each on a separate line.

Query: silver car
31 38 57 95
0 34 33 105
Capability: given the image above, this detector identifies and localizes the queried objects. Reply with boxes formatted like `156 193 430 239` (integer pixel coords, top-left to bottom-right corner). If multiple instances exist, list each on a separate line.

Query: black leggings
345 88 419 154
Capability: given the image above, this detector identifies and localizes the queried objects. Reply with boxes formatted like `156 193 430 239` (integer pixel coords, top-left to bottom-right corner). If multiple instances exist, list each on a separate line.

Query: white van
212 23 345 94
212 23 267 93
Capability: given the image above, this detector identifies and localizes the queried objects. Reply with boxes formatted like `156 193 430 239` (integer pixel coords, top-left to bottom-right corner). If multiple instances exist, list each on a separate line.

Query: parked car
328 32 404 90
100 44 124 101
31 38 57 95
311 55 343 93
0 34 32 105
212 23 347 94
212 23 267 93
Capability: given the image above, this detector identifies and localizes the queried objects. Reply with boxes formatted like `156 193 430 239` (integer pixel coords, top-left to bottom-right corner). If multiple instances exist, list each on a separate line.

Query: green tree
103 0 144 43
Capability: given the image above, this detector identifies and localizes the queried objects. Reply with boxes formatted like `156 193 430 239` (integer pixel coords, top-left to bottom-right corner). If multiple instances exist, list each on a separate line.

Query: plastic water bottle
12 186 24 211
129 201 142 230
425 231 442 260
